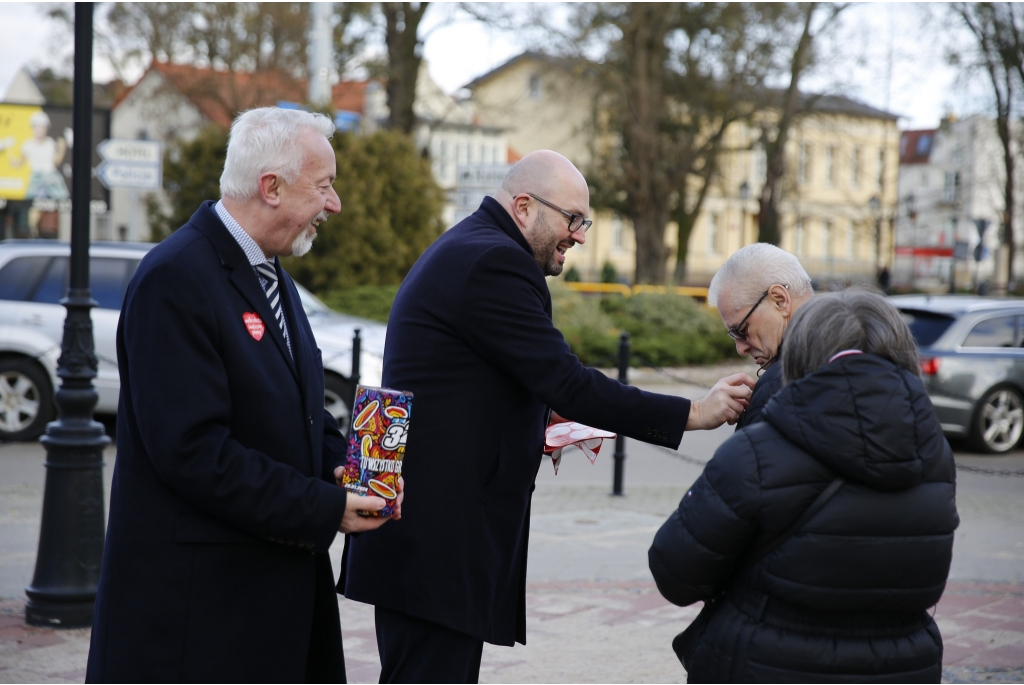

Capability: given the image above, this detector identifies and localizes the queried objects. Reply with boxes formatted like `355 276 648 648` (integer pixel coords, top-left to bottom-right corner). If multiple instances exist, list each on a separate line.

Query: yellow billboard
0 104 70 202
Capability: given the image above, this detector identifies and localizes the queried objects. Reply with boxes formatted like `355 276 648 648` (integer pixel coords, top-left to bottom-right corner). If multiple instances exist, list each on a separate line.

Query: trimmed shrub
320 285 400 323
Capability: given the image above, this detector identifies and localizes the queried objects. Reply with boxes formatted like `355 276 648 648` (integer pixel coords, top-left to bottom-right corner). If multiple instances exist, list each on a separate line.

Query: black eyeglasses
526 193 592 235
727 290 770 342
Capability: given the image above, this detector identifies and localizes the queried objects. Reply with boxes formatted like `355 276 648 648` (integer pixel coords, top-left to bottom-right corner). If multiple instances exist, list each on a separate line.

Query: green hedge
322 283 737 367
550 283 736 367
320 285 400 323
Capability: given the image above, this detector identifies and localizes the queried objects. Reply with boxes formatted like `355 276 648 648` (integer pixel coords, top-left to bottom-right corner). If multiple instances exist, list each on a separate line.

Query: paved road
2 375 1023 682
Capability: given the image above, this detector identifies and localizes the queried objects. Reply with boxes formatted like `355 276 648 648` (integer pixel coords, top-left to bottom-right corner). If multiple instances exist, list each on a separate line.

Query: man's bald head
500 150 588 202
494 150 591 277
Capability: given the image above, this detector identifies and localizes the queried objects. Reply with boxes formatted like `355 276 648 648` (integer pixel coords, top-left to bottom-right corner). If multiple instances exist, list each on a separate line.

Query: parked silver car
893 294 1024 453
0 240 384 441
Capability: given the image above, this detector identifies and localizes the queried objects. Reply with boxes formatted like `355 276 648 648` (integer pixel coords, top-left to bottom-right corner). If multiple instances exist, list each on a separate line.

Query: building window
612 216 623 251
794 218 805 256
920 170 929 188
943 171 959 203
824 220 834 257
707 214 721 253
877 149 885 188
916 134 932 156
847 220 856 256
851 146 861 187
945 217 957 245
529 74 542 100
798 144 811 185
825 145 837 186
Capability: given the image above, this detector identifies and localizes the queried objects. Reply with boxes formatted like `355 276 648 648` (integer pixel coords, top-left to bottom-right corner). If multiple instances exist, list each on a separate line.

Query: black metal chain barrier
651 445 1024 477
955 461 1024 477
645 442 711 468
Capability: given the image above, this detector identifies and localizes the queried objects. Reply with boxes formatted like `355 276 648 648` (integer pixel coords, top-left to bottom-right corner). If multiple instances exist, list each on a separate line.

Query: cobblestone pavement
2 364 1023 683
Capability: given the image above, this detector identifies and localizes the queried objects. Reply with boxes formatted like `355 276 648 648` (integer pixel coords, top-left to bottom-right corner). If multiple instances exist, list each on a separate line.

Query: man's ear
511 194 531 227
770 283 792 315
258 172 282 207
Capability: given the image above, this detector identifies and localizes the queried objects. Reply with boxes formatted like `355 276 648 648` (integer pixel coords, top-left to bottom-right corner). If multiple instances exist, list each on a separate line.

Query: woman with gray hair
649 289 958 683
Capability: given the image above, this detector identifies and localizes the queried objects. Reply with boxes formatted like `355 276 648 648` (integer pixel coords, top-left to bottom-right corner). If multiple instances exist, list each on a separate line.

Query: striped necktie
254 261 292 357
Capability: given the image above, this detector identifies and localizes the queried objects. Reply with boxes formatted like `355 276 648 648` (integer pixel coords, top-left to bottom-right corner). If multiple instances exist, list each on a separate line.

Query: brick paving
3 582 1023 683
2 365 1022 683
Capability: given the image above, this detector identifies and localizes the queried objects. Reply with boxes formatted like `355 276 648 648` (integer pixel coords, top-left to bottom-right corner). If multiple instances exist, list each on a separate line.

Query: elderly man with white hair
708 243 814 428
86 107 401 683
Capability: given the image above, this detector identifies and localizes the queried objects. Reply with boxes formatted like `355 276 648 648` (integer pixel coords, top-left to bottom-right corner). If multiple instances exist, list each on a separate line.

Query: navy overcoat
344 198 692 646
87 202 351 682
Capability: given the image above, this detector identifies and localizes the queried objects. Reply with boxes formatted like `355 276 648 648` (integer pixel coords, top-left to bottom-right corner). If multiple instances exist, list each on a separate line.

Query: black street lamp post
25 2 111 628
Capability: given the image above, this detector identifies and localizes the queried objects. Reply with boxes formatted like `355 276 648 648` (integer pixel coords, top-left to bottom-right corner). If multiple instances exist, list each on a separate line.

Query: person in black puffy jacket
649 289 959 683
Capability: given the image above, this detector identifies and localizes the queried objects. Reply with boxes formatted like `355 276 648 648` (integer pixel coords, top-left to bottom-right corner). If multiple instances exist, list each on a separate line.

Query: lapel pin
243 312 265 341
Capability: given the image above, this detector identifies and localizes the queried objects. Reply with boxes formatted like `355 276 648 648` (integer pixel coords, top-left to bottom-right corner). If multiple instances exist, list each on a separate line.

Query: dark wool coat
735 361 782 431
87 202 350 683
344 197 692 646
650 353 959 683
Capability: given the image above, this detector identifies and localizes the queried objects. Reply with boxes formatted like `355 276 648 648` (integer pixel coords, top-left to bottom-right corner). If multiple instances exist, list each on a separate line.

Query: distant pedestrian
650 289 959 683
86 107 401 682
878 265 892 292
707 243 814 429
344 150 756 683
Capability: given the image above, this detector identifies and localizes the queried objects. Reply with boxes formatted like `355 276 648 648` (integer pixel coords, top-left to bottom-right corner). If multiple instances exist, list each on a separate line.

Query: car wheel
325 373 354 436
970 385 1024 454
0 358 54 442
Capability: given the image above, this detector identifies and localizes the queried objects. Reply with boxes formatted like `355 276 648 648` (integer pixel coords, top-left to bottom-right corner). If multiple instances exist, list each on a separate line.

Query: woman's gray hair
220 107 335 200
782 288 920 384
708 243 813 308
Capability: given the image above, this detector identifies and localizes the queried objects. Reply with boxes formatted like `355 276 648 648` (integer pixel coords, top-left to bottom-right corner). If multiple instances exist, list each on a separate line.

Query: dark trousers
375 606 484 684
305 554 347 683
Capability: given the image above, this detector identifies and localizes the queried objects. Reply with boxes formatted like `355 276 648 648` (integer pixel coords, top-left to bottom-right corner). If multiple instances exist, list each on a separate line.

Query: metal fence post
612 332 630 496
350 328 362 417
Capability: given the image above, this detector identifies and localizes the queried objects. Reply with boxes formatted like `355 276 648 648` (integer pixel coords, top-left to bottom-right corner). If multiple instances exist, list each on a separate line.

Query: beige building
467 52 900 285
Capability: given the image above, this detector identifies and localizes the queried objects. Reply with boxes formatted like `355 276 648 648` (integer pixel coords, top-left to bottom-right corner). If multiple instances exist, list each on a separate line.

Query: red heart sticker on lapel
243 312 265 341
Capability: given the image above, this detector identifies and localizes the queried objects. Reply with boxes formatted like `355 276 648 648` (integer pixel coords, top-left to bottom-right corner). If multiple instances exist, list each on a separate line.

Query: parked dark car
892 295 1024 453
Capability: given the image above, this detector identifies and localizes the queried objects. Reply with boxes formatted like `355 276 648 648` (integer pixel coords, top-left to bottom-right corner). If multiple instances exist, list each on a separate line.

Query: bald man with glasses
342 150 755 682
707 243 815 429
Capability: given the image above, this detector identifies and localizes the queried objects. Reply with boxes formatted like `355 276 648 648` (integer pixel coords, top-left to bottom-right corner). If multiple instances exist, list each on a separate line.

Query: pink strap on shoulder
828 349 863 363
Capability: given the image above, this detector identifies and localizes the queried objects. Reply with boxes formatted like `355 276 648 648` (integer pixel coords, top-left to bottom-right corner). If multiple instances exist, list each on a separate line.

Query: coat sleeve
323 407 349 481
453 244 690 448
648 431 762 606
122 261 347 551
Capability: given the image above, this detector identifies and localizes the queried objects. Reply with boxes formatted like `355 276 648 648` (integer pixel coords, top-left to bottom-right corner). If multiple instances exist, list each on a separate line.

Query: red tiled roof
114 61 370 126
332 80 367 114
900 129 938 165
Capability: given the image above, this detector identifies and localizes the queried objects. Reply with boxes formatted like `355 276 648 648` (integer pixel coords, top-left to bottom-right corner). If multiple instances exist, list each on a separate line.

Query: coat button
308 414 313 426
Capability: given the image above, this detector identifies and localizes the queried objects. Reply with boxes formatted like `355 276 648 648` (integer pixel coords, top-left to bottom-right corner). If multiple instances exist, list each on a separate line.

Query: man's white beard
291 211 328 256
291 230 316 257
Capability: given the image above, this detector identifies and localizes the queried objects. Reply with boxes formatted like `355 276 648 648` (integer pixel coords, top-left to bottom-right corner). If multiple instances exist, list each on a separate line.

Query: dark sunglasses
727 290 770 342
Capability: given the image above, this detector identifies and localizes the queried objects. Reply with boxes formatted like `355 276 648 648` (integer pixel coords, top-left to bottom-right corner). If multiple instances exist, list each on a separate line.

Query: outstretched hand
686 373 757 430
334 469 405 534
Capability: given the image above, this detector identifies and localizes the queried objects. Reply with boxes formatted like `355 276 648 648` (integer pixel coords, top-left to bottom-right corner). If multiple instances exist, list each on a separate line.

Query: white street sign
97 161 161 190
456 165 510 189
97 139 163 165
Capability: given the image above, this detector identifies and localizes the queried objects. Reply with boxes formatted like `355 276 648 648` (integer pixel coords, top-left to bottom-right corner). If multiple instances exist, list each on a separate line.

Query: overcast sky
0 2 991 131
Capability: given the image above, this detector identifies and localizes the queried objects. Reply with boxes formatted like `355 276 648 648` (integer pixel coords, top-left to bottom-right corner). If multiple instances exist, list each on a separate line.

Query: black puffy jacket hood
762 353 948 491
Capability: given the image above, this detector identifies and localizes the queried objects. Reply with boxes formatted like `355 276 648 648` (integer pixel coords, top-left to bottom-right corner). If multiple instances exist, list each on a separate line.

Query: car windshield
899 308 956 347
